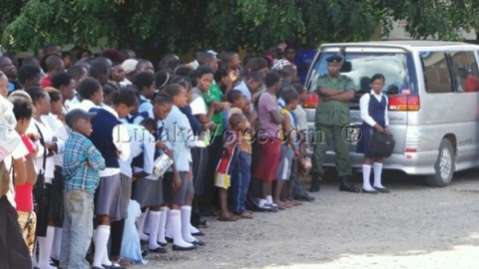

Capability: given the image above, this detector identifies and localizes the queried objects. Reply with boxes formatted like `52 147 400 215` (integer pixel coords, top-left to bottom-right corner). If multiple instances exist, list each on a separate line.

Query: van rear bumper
318 150 438 175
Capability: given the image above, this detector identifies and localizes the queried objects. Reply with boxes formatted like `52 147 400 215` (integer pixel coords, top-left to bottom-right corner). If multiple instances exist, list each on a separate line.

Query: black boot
339 176 360 193
309 175 321 192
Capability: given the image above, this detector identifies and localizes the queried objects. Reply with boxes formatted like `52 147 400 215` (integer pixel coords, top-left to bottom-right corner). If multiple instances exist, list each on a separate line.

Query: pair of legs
164 171 198 250
231 151 254 218
362 157 387 192
218 187 236 221
312 124 358 192
60 191 94 269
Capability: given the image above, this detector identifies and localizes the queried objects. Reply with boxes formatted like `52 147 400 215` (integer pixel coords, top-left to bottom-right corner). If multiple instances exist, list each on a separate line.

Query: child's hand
172 174 181 192
27 133 39 141
0 161 9 197
374 124 385 133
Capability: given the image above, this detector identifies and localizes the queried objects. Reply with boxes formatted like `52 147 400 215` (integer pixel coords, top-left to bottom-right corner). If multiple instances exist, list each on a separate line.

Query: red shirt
41 75 52 88
15 135 36 212
15 183 33 212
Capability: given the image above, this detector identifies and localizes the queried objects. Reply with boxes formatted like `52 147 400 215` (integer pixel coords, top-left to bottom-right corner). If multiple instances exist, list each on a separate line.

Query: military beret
326 54 344 63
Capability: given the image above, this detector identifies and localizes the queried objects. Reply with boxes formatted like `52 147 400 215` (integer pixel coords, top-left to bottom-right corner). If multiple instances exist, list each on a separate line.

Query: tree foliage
383 0 479 40
1 0 478 55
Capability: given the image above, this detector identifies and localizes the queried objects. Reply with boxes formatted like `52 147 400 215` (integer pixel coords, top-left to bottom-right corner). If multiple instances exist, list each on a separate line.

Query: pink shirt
257 91 280 139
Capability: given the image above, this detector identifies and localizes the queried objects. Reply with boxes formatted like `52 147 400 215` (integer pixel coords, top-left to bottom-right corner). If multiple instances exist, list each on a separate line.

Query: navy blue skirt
356 124 374 157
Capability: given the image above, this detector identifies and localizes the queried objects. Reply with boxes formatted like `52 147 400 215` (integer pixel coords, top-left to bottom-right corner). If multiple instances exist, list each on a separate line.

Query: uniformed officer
310 54 360 193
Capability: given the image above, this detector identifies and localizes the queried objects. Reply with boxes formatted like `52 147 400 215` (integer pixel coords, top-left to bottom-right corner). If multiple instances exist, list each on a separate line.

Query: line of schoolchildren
0 45 391 269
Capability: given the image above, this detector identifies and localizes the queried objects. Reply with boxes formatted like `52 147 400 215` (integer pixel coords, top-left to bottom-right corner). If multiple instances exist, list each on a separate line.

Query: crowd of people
0 44 324 269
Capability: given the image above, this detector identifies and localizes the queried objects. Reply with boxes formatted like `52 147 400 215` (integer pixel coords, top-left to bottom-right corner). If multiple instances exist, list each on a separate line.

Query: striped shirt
63 131 106 194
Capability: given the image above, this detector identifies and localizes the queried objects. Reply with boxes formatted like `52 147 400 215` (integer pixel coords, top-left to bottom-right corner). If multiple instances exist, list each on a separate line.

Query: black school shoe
192 231 205 236
374 186 391 193
172 244 197 251
191 240 206 246
149 246 168 254
157 241 168 247
339 177 360 193
361 188 378 194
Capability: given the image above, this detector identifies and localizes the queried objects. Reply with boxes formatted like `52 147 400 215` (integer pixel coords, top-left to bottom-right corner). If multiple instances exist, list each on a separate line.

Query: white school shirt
69 99 98 112
41 113 68 166
162 105 195 172
359 90 390 127
190 88 208 116
119 124 155 178
27 118 56 183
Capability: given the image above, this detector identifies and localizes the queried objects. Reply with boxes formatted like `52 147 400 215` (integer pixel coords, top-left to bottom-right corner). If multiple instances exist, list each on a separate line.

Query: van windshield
307 51 417 105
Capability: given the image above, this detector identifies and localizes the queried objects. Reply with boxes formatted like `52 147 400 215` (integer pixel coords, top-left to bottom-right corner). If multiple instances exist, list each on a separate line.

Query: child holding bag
357 74 391 194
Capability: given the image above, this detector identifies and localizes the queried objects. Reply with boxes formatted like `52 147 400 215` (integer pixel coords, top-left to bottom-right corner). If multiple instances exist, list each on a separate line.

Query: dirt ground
138 169 479 269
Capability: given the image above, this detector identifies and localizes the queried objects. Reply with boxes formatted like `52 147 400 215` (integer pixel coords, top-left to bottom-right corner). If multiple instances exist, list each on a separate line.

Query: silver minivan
304 41 479 186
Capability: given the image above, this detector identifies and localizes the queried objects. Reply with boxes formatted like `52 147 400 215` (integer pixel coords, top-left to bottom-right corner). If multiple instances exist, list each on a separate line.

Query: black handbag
368 131 395 158
33 123 47 217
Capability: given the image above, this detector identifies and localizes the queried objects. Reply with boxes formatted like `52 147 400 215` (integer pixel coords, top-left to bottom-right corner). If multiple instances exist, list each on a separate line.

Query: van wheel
426 139 455 187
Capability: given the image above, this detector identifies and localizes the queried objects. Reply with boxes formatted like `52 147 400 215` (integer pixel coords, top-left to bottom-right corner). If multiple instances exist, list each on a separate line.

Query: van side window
448 51 479 93
421 52 453 93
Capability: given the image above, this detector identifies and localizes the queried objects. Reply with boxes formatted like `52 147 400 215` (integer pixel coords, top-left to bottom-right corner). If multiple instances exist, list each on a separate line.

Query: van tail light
388 95 420 111
303 93 320 108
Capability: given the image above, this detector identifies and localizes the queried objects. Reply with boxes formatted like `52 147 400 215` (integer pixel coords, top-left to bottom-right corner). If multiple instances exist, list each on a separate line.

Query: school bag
368 131 395 158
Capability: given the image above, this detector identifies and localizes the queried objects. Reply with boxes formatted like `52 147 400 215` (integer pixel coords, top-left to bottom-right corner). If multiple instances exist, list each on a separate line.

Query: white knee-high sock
362 164 373 191
190 223 200 234
157 207 169 244
148 211 162 249
137 211 149 241
52 227 62 260
181 206 197 243
37 226 55 269
373 162 384 188
165 212 173 239
93 225 110 267
170 209 193 248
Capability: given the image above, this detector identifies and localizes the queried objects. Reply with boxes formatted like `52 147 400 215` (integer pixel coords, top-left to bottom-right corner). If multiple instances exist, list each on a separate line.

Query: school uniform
127 124 163 208
138 95 154 119
357 90 390 157
42 113 68 224
88 107 130 221
27 118 60 235
162 105 195 206
162 105 199 250
357 90 390 193
187 95 209 197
